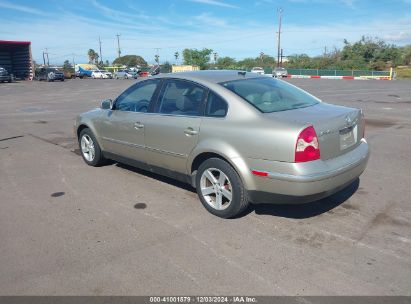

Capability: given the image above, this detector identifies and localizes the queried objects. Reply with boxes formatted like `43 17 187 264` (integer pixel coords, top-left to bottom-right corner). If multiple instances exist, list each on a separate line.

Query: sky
1 0 410 65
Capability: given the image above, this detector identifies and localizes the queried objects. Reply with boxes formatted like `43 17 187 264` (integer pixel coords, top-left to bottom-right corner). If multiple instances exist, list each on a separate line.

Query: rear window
220 77 319 113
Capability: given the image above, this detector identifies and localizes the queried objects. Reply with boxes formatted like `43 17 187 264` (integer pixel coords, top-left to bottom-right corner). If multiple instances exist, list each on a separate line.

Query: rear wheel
196 158 249 218
79 128 105 166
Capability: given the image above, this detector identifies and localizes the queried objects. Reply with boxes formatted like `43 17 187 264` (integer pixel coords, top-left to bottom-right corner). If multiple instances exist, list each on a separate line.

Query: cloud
0 0 46 15
186 0 238 9
194 13 228 27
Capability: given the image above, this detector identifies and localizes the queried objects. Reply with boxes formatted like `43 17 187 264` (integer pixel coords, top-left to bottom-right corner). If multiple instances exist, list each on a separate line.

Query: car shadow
242 178 360 219
114 163 196 193
113 162 359 220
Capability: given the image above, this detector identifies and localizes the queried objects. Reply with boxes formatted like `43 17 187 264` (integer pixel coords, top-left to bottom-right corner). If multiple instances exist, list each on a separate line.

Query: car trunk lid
265 102 363 160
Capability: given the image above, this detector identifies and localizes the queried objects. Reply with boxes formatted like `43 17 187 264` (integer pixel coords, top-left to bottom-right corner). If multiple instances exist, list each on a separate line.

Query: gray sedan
75 71 369 218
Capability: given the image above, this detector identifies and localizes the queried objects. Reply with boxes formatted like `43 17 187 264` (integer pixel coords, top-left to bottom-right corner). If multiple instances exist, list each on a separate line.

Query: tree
87 49 98 64
161 61 172 73
182 48 213 70
216 56 236 69
62 60 72 71
341 36 401 70
112 55 148 67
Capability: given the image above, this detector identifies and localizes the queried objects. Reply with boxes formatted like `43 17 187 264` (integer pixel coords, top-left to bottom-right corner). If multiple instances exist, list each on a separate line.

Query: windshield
220 77 319 113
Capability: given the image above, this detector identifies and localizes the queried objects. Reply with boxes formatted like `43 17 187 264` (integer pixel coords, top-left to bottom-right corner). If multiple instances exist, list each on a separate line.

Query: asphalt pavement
0 77 410 295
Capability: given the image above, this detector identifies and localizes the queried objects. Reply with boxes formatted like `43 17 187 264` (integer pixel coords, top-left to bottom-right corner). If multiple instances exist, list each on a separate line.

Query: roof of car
159 70 263 84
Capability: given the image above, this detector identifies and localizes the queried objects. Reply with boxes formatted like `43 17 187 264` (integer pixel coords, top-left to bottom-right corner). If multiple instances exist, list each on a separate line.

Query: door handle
184 127 198 136
134 122 144 130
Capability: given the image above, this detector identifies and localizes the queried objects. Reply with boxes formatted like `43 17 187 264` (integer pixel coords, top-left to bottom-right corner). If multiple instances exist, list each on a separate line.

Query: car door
144 79 207 174
97 79 161 162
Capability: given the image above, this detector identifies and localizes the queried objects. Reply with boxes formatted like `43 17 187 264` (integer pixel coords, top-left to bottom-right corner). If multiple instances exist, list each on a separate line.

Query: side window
157 80 206 116
205 91 228 117
114 80 159 112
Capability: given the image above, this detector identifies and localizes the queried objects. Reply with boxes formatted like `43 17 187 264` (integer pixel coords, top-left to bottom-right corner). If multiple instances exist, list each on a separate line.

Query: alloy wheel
80 134 95 162
200 168 233 210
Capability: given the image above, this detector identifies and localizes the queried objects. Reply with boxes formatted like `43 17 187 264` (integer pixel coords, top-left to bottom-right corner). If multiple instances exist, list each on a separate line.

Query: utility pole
99 36 103 65
324 46 327 57
213 52 218 65
42 51 46 66
280 48 283 66
276 8 283 68
116 34 121 58
45 48 50 66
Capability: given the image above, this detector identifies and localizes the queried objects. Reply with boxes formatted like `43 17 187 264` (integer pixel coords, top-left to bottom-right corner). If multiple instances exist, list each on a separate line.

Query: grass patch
395 67 411 79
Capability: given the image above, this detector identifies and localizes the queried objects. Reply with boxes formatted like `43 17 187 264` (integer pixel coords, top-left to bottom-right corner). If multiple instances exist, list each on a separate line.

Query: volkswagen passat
75 71 369 218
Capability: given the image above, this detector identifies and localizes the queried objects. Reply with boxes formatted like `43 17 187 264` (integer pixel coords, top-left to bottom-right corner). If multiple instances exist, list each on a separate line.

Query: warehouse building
0 40 33 80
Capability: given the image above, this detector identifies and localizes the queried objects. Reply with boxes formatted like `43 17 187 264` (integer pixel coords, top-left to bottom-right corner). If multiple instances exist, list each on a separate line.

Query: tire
78 128 105 167
61 78 64 82
196 158 249 218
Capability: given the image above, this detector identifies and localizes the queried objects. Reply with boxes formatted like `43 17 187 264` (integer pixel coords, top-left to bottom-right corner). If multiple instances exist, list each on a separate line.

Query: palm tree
174 51 179 64
88 49 97 64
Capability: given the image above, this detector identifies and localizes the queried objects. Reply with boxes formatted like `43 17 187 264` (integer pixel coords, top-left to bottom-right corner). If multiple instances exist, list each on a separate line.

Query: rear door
97 79 161 162
144 79 207 174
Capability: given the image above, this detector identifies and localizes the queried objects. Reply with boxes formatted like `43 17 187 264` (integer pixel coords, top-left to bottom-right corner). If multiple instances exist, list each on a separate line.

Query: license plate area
340 125 357 150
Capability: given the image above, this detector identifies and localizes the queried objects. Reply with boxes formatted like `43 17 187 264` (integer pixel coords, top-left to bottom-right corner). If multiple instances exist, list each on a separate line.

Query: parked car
138 71 150 77
75 71 369 218
101 70 113 79
63 69 76 79
250 67 265 75
35 67 64 82
114 70 133 79
0 67 12 83
273 67 288 78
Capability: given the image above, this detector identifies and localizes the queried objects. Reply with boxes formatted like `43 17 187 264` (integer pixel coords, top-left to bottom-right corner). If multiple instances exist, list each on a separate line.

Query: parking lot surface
0 78 410 295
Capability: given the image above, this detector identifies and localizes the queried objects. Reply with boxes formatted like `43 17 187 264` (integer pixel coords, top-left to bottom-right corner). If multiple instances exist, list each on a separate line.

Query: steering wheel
136 100 149 112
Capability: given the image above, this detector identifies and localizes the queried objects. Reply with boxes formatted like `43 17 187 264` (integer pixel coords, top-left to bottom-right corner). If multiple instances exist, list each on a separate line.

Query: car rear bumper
245 139 369 204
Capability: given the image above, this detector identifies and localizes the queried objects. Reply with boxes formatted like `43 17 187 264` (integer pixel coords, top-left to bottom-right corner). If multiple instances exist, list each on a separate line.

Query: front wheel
196 158 249 218
79 128 105 166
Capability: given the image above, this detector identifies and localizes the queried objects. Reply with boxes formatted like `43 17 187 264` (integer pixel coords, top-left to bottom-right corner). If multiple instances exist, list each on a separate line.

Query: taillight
295 126 320 162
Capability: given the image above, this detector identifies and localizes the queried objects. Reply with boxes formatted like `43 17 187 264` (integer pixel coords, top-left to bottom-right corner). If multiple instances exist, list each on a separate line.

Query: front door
98 79 161 162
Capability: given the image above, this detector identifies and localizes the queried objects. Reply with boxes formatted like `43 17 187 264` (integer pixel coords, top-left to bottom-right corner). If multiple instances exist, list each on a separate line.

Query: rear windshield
220 77 319 113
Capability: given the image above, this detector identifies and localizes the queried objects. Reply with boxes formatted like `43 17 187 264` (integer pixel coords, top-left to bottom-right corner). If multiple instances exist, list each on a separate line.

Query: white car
250 67 265 75
273 67 288 78
100 70 113 79
91 70 110 79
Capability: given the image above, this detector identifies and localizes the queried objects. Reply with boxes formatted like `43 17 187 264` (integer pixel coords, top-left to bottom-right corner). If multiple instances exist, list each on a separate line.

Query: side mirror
101 99 113 110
